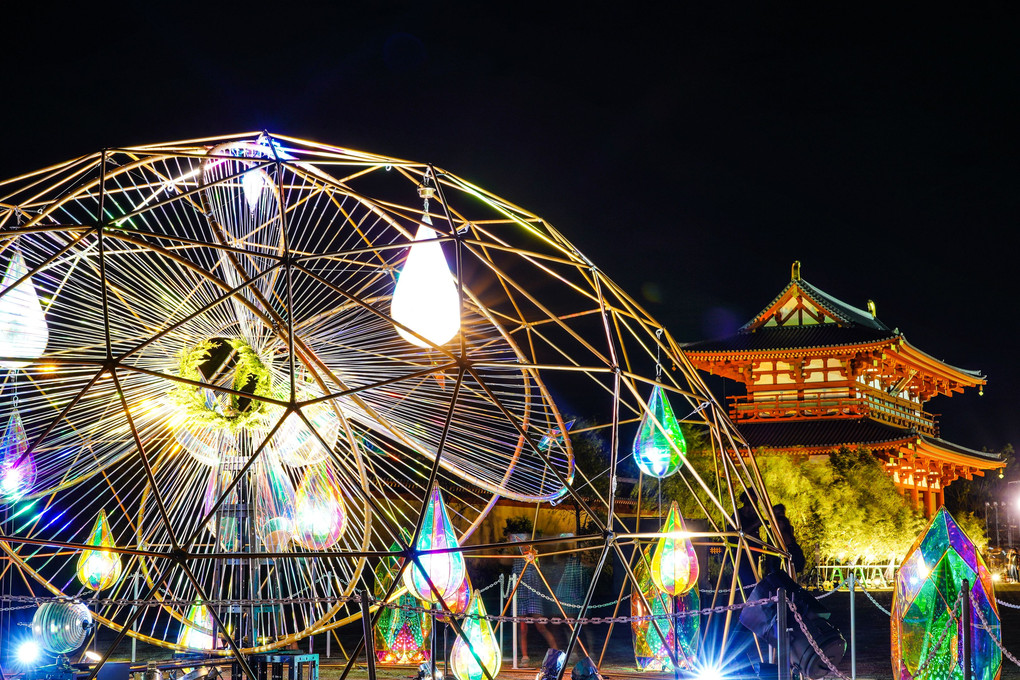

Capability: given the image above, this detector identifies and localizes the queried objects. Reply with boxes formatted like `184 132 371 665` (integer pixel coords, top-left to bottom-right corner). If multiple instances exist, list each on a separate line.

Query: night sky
2 5 1016 452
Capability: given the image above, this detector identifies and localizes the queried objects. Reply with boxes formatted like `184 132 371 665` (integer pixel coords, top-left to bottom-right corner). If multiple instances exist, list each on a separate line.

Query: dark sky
2 4 1016 451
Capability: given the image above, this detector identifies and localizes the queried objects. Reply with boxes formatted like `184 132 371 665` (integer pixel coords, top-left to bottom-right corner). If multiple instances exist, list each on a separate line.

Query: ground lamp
77 509 122 591
632 543 699 670
404 486 466 603
892 507 1000 680
31 601 92 654
375 542 431 664
0 249 49 369
450 592 501 680
633 385 686 478
1 408 35 502
391 200 460 348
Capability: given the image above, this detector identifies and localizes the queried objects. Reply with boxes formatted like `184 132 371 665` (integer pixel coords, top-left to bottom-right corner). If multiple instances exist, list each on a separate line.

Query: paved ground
71 585 1020 679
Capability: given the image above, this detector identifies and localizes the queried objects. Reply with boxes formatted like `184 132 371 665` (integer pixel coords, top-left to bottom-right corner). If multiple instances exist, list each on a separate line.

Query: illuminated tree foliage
758 447 927 566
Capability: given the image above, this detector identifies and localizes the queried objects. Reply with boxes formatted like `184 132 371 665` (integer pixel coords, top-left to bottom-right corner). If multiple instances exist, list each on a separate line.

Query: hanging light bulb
0 249 49 369
294 462 347 550
178 599 216 650
0 408 35 502
202 467 240 551
76 510 123 591
253 454 297 553
650 502 699 597
633 385 686 478
403 486 466 603
450 590 501 680
391 212 460 348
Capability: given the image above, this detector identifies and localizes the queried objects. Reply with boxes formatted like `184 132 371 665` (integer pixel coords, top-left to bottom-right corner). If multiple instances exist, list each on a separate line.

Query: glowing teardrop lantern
76 510 123 591
294 462 347 550
178 600 216 650
403 486 466 603
434 572 472 623
391 217 460 348
0 249 49 369
253 454 296 553
633 385 686 478
202 467 240 551
450 591 502 680
0 408 35 502
651 502 699 596
242 167 268 213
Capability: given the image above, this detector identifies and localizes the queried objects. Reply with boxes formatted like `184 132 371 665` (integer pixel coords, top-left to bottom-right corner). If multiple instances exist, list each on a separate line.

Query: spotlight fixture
739 571 846 679
571 656 605 680
693 663 726 680
415 662 443 680
535 649 566 680
17 639 42 666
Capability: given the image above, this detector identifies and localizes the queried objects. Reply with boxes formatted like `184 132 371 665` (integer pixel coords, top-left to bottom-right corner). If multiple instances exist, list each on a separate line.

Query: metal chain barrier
700 584 756 594
786 598 852 680
517 579 630 609
859 586 892 616
996 597 1020 610
384 593 778 626
971 589 1020 668
813 585 840 600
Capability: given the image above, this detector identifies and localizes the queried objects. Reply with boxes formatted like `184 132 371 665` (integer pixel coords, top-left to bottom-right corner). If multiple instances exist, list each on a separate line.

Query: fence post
360 591 377 680
962 579 971 680
512 573 518 669
849 572 856 680
499 574 505 665
777 588 790 680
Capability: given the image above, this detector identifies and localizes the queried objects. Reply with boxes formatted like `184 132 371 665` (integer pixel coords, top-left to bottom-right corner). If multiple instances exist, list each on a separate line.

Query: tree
758 447 927 569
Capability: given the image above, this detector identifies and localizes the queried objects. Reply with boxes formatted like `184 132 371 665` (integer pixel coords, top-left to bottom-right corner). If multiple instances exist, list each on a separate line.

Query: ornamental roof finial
791 260 801 281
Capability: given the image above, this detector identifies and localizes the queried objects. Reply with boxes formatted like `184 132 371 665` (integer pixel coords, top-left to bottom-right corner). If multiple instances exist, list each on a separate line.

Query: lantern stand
673 594 680 680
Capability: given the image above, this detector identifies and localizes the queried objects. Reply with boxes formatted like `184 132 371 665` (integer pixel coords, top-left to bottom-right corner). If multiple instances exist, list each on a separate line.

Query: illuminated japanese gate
685 262 1002 517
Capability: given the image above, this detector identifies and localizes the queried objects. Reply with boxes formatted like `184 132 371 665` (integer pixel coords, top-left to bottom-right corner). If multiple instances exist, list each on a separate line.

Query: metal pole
776 588 790 680
430 612 437 680
131 571 139 662
995 504 1001 548
512 574 518 669
849 573 856 680
360 592 377 680
499 574 505 662
326 628 331 659
961 579 971 680
673 594 681 680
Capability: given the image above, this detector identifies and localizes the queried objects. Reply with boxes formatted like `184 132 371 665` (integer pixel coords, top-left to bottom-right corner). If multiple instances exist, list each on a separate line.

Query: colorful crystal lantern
293 462 347 550
404 486 466 603
1 409 35 502
632 544 699 671
633 385 686 478
375 543 431 665
76 509 123 591
892 507 1000 680
651 502 699 596
178 600 216 650
450 591 501 680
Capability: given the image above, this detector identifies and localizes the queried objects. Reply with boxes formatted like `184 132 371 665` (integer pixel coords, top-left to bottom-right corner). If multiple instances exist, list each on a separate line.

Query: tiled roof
738 418 1001 464
683 325 896 353
737 418 911 449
